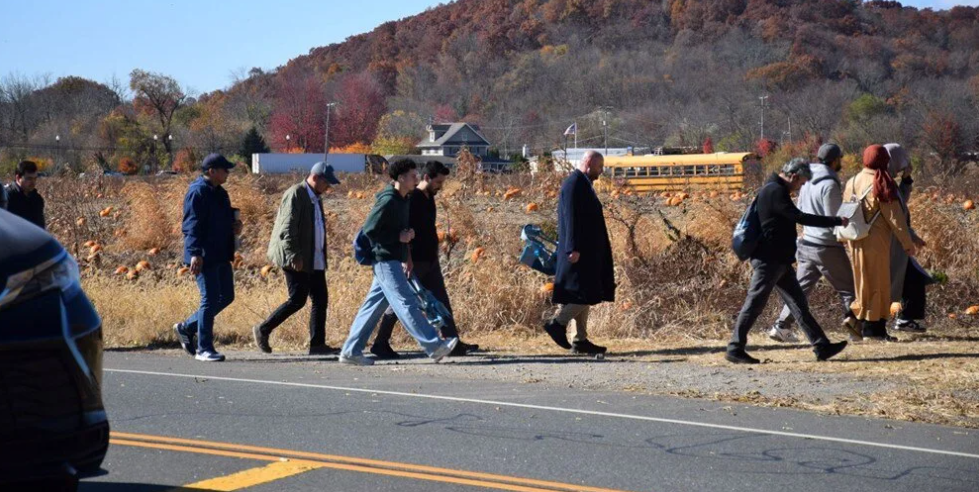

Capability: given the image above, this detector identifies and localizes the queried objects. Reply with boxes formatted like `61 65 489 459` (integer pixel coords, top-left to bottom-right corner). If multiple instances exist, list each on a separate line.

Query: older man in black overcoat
543 150 616 355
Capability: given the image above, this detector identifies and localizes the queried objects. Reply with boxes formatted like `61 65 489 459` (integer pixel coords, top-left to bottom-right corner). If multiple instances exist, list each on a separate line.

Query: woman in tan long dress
843 145 917 340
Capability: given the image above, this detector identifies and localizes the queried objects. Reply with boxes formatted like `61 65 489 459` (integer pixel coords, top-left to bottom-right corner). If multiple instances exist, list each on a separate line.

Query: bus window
683 166 695 176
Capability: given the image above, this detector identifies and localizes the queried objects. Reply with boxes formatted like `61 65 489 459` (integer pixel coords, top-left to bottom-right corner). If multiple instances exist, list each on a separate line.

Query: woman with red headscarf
842 145 917 340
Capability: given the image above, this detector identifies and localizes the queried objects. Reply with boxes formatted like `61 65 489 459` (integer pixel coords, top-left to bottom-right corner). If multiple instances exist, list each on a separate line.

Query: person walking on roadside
253 162 341 355
844 145 917 341
542 150 614 355
369 160 479 359
768 144 860 343
339 159 458 366
174 153 241 362
727 158 850 364
5 161 45 229
884 143 932 335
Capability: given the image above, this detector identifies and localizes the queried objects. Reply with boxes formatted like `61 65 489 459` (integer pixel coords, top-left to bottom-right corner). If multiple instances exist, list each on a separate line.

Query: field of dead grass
34 171 979 427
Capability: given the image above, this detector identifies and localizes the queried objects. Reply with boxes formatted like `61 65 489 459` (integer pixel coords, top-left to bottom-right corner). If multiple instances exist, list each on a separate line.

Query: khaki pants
554 304 590 343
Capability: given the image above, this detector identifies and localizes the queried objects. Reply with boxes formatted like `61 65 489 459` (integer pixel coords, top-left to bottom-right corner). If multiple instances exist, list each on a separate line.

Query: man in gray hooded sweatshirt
768 144 861 342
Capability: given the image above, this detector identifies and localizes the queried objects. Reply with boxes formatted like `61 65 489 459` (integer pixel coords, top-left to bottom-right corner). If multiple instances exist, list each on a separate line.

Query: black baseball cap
202 153 236 171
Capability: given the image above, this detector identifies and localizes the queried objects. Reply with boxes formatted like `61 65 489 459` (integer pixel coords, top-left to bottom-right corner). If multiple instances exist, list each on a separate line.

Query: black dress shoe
815 340 848 361
543 320 571 349
308 344 338 356
369 343 401 360
450 341 479 356
253 325 272 354
571 339 607 355
725 349 761 364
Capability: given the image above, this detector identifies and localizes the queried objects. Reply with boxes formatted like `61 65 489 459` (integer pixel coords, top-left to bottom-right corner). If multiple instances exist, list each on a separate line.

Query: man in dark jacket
727 158 850 364
253 162 340 355
5 161 45 229
370 161 479 359
543 150 615 355
339 159 458 366
173 153 241 362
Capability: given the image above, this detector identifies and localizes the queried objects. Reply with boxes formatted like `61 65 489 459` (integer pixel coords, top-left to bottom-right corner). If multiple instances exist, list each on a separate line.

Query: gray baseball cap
310 161 340 185
816 144 843 164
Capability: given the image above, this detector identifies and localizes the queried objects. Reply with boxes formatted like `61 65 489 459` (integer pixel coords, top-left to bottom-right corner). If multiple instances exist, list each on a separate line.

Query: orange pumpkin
135 260 152 272
260 265 273 278
176 266 190 276
347 191 355 198
148 247 161 256
966 306 979 316
114 266 129 275
964 200 975 211
540 282 554 293
84 240 97 248
89 244 102 255
525 202 539 213
437 231 447 243
126 270 138 280
503 188 522 200
471 247 486 263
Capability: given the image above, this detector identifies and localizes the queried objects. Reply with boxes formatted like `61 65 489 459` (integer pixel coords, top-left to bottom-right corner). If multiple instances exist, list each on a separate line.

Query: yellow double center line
111 432 636 492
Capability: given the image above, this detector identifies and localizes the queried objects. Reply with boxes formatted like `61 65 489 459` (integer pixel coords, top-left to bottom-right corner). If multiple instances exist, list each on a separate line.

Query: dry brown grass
35 172 979 426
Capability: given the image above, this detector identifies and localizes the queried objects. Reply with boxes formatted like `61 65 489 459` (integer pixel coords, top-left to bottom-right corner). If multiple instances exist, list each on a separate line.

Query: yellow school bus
601 152 759 192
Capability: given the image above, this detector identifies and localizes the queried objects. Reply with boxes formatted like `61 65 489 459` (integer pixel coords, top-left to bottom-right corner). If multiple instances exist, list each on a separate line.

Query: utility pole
787 115 792 143
324 102 337 160
758 95 769 141
599 106 612 155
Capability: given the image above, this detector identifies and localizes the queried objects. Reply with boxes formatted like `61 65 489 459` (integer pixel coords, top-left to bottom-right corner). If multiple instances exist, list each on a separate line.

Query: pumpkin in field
471 247 486 263
540 282 554 293
525 202 539 213
126 270 138 280
89 244 102 255
135 260 152 272
99 206 113 217
114 266 129 275
890 302 902 317
260 265 273 278
148 247 161 256
966 306 979 316
503 188 522 200
177 266 190 276
84 240 97 248
437 231 447 243
965 200 975 211
76 217 86 227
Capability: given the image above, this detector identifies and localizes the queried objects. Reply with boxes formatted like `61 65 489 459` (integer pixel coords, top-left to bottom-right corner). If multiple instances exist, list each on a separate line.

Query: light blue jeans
342 260 442 357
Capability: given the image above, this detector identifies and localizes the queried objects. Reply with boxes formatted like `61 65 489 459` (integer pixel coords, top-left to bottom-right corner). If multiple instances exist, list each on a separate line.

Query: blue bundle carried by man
519 224 558 276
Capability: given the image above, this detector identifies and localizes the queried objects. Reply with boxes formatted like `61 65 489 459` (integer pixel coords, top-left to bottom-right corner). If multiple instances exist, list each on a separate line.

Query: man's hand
399 228 415 243
234 220 243 235
290 257 303 271
913 236 927 248
568 251 580 264
839 217 850 228
190 256 204 275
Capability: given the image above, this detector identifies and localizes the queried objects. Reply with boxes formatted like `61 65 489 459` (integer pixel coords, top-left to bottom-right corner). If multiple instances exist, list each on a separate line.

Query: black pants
374 260 458 345
898 261 928 321
258 269 328 347
728 259 830 352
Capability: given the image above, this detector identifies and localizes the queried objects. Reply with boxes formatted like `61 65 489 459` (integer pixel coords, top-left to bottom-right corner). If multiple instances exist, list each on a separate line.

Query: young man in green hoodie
339 159 458 365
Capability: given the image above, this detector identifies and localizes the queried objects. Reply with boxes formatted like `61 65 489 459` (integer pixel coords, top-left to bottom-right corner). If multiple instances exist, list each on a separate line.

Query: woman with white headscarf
884 143 932 334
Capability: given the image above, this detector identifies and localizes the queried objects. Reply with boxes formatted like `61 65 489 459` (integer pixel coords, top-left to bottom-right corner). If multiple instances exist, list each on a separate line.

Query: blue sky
1 0 977 94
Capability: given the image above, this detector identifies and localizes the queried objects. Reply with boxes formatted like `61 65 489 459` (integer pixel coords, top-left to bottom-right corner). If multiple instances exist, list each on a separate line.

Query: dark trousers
728 259 830 352
898 261 928 321
258 269 328 347
374 260 458 345
185 262 235 353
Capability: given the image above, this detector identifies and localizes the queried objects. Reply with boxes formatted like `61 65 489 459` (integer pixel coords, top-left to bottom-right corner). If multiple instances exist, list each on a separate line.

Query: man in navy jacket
174 154 241 362
543 150 615 355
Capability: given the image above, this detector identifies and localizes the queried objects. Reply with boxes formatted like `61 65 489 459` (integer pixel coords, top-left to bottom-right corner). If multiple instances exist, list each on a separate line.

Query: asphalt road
81 351 979 492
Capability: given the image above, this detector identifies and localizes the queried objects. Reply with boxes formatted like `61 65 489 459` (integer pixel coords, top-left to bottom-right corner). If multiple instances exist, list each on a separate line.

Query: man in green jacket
253 162 340 355
339 159 458 365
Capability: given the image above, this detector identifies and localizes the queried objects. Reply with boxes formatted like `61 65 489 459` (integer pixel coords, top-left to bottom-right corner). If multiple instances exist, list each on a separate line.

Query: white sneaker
195 350 226 362
430 338 459 363
767 325 800 343
339 354 375 366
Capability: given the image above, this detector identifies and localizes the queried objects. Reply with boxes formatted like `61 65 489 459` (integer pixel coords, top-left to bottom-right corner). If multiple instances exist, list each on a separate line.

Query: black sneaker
253 325 272 354
369 343 401 360
893 320 926 333
725 349 761 364
815 340 848 361
308 344 339 356
450 341 479 356
571 339 607 355
173 322 195 356
543 320 571 349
